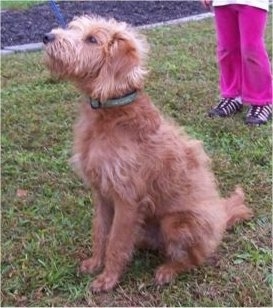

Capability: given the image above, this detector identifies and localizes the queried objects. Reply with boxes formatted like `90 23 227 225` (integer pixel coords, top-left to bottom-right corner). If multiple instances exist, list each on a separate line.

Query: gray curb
1 12 213 56
1 49 15 55
4 42 43 53
138 12 214 29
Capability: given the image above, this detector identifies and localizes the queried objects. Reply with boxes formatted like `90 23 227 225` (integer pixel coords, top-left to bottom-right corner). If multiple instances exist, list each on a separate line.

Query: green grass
1 17 272 307
1 0 45 10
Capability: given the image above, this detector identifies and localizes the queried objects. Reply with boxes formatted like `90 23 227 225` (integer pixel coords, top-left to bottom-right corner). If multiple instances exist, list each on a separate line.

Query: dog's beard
44 44 103 81
44 38 81 77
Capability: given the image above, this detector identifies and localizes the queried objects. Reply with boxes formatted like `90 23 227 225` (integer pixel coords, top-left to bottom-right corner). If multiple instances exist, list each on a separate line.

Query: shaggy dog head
43 15 149 102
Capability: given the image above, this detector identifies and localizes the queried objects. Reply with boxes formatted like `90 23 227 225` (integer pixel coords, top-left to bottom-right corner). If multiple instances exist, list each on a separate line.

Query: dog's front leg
91 201 140 292
80 192 113 274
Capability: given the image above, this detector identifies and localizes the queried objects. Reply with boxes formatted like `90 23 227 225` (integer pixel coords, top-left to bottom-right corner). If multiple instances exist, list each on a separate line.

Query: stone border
1 11 214 56
138 12 213 29
4 42 43 53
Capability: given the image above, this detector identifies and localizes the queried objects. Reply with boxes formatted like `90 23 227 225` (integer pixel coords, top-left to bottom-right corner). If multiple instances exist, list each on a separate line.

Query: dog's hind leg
154 211 217 285
80 192 114 275
136 219 164 251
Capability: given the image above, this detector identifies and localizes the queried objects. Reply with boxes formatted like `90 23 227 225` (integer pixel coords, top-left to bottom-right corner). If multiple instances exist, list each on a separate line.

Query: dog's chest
72 119 139 190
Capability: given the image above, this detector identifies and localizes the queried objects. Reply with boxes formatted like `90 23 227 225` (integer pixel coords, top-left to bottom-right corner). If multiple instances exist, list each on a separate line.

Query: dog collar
89 91 137 109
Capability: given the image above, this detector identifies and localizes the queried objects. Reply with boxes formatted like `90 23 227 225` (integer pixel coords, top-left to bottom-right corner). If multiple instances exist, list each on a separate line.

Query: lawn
1 0 45 10
1 16 272 307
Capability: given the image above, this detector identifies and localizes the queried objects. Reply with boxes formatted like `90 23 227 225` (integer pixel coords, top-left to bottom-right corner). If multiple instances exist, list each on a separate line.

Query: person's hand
201 0 212 9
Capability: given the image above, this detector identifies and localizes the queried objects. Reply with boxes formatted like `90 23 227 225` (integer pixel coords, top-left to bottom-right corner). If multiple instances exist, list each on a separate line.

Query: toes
154 265 176 285
90 273 119 293
80 258 102 274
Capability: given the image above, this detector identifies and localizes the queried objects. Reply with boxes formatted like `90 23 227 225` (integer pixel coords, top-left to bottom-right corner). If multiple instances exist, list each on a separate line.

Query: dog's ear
110 31 145 81
94 30 148 102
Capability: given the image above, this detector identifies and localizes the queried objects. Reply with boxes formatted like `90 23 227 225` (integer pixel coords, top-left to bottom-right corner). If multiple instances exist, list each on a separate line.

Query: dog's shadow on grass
122 249 164 286
84 250 165 306
44 76 66 84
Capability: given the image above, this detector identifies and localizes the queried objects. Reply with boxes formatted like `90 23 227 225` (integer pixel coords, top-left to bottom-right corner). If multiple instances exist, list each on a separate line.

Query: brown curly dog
43 15 253 293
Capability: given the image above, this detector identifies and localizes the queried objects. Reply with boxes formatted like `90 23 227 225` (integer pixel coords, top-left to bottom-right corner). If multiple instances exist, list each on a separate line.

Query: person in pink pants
202 0 272 125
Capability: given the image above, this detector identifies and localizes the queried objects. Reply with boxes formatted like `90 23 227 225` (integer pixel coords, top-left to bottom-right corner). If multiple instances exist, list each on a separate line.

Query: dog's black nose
43 33 55 44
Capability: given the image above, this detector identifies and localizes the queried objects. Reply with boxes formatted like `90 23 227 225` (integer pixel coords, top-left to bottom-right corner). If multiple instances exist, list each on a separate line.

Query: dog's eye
87 36 98 44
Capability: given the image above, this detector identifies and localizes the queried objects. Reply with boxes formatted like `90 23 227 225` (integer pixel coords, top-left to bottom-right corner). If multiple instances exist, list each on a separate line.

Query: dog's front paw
154 265 176 286
80 257 102 274
90 272 119 293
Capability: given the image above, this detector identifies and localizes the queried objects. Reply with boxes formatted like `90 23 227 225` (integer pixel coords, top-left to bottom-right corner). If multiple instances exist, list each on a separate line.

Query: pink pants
214 5 272 106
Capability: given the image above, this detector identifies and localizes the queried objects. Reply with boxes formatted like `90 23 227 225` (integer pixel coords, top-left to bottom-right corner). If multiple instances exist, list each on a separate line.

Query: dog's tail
224 186 253 229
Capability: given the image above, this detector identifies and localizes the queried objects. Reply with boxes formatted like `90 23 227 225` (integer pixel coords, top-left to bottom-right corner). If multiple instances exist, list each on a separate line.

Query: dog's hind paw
154 265 176 286
90 272 119 293
80 257 102 274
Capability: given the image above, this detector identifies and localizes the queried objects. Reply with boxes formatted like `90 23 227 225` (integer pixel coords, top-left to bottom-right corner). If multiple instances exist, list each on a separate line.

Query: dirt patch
1 1 206 47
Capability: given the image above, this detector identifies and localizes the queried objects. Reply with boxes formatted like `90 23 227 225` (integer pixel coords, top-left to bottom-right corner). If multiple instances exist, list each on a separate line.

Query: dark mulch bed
1 1 206 48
